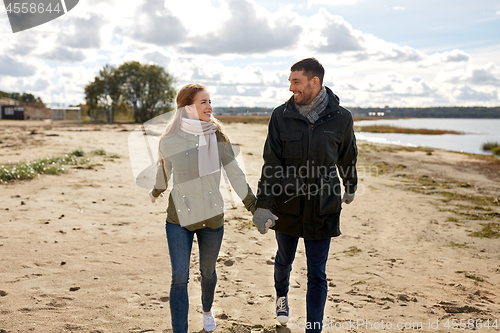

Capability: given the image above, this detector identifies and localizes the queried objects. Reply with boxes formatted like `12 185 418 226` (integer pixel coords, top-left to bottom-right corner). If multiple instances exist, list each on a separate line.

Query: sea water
354 118 500 155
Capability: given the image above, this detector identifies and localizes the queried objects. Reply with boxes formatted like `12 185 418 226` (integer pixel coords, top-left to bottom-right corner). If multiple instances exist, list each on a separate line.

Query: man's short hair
291 58 325 85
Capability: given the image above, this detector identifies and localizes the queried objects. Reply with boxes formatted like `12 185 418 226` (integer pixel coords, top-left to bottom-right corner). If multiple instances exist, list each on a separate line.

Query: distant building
368 111 385 117
24 105 51 120
1 105 25 120
0 97 51 120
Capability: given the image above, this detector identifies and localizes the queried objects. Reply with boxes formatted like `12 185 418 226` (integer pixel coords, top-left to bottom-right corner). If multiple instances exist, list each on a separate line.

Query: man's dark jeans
274 231 331 333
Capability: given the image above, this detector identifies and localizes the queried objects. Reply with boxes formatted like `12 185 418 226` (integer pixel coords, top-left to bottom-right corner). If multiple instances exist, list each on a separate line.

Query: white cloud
307 10 365 53
181 0 302 55
454 86 498 102
40 47 87 62
1 0 498 108
393 7 405 10
428 49 470 64
58 14 106 49
308 0 364 5
26 78 50 91
436 62 500 86
0 55 37 76
468 62 500 85
122 0 187 46
303 9 426 63
6 34 42 56
375 44 425 62
142 51 172 69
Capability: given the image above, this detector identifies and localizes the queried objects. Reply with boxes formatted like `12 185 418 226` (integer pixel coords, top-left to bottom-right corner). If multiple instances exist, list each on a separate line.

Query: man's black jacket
256 87 358 240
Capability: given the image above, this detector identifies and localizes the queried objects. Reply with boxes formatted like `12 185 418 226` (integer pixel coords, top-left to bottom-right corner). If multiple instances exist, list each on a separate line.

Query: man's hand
342 192 355 205
149 190 163 203
252 208 278 234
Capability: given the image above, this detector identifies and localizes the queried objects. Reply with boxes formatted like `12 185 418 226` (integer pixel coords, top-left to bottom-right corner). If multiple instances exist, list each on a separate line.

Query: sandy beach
0 120 499 333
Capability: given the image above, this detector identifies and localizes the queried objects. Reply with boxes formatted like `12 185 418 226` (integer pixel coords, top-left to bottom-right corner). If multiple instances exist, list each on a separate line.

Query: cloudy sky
1 0 499 108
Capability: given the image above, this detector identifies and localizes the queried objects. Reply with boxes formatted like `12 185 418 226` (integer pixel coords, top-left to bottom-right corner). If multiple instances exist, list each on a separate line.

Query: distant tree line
0 90 45 107
348 106 500 118
214 106 273 115
214 106 500 118
85 61 176 123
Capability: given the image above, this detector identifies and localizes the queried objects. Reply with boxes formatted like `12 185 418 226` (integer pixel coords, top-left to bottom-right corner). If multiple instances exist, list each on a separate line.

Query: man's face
289 70 315 105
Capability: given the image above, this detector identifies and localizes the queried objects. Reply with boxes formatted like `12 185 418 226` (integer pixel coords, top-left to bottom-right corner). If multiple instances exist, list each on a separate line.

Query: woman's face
186 90 212 122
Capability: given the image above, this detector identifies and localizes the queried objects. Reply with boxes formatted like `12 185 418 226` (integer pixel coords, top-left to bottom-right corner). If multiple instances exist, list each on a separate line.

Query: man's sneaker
203 311 216 332
275 296 289 325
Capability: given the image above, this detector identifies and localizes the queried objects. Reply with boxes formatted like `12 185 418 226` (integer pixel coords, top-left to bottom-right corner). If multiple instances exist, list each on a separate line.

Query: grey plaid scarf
295 86 329 124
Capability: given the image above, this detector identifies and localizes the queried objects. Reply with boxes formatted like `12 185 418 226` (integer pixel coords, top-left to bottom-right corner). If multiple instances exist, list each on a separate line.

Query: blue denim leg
304 237 331 333
195 225 224 313
165 222 194 333
274 231 299 297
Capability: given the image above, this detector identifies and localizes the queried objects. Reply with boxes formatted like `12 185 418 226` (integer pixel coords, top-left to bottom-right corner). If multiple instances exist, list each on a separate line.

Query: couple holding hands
149 58 358 333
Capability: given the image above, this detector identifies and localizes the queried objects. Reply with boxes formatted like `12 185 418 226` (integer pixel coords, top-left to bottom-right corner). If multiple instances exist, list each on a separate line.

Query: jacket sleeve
337 112 358 194
221 140 257 214
255 110 284 210
151 139 172 198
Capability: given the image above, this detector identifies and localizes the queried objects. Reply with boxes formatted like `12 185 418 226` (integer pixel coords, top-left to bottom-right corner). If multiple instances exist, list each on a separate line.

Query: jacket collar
283 86 341 120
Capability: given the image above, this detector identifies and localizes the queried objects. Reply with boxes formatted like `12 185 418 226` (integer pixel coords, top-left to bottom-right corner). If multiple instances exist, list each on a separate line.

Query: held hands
252 208 278 234
342 192 355 205
149 189 163 203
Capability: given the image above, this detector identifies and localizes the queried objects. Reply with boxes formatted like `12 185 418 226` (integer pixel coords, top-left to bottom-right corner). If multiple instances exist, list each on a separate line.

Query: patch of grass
449 242 473 249
492 146 500 156
368 162 407 174
358 143 434 155
0 151 91 183
481 141 500 151
464 273 485 282
438 191 500 207
343 246 362 256
91 149 106 156
446 217 460 223
352 280 366 286
454 205 491 212
69 148 85 157
455 271 485 283
355 125 462 135
468 223 500 238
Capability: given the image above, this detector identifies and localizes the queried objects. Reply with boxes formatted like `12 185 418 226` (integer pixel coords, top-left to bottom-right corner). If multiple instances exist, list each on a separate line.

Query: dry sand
0 120 499 333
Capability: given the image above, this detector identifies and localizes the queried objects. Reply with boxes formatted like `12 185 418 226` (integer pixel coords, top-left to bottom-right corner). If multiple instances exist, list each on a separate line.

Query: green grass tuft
468 223 500 239
69 149 85 157
343 246 362 256
465 273 485 282
449 242 472 249
0 151 90 182
91 149 106 156
481 141 500 151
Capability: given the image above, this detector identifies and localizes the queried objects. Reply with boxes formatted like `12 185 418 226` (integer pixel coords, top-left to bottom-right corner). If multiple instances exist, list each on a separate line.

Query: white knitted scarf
180 118 220 177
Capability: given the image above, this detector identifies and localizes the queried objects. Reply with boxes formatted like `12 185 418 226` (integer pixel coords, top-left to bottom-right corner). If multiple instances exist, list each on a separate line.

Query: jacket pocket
318 174 342 215
280 132 302 159
272 177 303 216
323 130 341 162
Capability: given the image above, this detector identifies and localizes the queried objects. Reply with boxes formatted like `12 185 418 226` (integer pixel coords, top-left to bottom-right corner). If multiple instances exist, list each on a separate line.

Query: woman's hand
149 189 163 203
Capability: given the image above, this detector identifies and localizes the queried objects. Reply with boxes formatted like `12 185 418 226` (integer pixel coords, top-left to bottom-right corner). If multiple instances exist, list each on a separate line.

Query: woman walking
149 83 256 332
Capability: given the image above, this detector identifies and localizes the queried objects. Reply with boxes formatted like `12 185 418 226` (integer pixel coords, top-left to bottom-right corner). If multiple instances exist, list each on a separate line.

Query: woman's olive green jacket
152 130 256 231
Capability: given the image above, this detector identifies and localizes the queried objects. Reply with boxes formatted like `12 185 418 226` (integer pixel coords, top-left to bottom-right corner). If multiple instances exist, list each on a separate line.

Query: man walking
252 58 358 332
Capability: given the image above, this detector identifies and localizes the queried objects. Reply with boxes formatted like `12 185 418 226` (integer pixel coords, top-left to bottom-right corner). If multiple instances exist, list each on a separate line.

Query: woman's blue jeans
165 222 224 333
274 231 331 333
